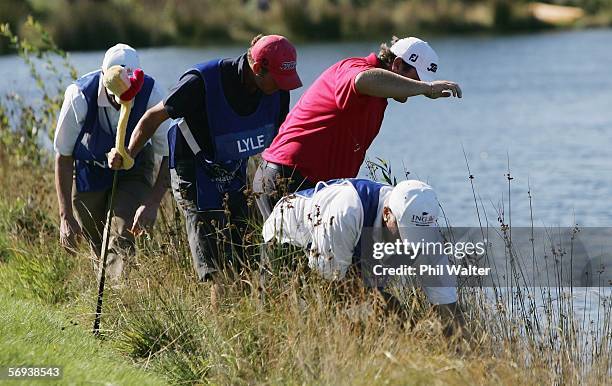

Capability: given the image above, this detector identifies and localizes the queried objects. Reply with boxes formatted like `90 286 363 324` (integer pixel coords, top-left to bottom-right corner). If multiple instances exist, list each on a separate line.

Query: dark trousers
170 159 250 281
252 161 316 219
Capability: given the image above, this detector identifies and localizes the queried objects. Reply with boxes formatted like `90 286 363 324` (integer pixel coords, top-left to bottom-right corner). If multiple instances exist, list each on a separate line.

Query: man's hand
434 302 467 338
130 156 169 236
60 214 82 253
425 81 462 99
107 148 124 170
130 203 158 236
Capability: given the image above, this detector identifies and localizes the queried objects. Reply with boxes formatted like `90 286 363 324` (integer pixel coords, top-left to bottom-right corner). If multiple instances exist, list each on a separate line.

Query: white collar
97 74 113 108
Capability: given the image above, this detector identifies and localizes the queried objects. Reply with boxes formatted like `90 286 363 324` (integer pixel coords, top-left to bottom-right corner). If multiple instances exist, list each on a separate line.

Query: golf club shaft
92 169 119 335
92 67 141 336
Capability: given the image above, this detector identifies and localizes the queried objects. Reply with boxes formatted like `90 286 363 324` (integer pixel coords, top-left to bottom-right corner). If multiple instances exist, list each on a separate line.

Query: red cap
251 35 302 91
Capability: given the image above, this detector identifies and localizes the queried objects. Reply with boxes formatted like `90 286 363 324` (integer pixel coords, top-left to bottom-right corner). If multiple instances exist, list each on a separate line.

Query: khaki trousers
72 146 154 280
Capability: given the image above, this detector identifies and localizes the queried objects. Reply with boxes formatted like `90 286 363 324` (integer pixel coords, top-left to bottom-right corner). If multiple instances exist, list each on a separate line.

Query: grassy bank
0 164 605 385
2 0 612 54
0 296 167 385
1 142 611 384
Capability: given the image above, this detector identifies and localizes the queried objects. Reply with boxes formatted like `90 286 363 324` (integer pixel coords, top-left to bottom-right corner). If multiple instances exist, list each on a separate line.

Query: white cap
390 37 439 83
388 180 440 243
102 43 140 73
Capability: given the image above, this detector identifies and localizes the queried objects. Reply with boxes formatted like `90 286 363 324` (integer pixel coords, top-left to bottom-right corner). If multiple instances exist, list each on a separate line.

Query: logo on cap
427 63 438 73
411 213 436 226
280 61 296 71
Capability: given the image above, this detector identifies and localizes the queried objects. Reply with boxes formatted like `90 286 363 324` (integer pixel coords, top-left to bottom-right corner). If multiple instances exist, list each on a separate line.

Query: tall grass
0 21 610 385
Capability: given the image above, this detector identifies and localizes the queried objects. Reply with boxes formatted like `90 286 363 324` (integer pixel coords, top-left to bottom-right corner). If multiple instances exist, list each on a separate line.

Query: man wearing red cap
108 34 302 281
253 36 462 219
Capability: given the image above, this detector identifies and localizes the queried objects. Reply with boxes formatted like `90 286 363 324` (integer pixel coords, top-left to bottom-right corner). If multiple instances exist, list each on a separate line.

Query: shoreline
2 26 612 57
2 1 611 55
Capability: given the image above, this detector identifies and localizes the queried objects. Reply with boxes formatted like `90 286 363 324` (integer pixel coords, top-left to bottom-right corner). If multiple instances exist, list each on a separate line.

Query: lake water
2 29 611 227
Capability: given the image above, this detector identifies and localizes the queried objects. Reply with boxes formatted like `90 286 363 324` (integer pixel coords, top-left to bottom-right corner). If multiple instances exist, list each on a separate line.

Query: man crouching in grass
262 178 465 336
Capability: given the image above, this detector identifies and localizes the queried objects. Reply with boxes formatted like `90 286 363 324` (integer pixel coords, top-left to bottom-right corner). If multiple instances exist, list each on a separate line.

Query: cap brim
272 72 302 91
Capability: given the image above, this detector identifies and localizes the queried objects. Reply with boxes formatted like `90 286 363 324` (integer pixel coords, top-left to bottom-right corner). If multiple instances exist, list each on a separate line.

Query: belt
263 160 283 172
263 161 308 181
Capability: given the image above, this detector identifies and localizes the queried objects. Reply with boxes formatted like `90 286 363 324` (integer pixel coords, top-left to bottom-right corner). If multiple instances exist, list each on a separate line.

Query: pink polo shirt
262 53 388 182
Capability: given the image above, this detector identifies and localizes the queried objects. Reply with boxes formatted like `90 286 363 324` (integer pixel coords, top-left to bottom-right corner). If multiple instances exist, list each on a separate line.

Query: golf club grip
115 101 135 170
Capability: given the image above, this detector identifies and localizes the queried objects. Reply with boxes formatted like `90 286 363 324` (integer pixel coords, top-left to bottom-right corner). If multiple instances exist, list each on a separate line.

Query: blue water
1 29 611 228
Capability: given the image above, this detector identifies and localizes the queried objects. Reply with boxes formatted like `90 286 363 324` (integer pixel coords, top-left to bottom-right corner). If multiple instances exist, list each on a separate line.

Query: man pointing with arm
253 36 462 219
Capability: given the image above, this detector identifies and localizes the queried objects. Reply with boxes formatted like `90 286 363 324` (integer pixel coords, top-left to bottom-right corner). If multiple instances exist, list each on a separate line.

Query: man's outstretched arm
355 68 462 100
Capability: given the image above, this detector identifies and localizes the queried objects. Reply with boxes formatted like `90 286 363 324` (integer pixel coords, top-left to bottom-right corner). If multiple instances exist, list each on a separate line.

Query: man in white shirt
263 178 461 324
54 44 171 280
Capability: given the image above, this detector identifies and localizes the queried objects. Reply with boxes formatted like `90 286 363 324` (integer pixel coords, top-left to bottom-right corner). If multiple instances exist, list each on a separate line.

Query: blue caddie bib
168 59 280 210
71 70 154 192
296 178 385 258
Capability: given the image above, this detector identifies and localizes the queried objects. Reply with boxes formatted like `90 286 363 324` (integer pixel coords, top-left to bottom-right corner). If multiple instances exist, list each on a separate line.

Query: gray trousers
170 159 250 281
252 161 315 220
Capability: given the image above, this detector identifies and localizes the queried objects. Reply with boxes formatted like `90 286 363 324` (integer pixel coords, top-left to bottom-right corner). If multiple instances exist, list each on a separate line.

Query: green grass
0 196 168 385
0 295 167 385
0 160 609 384
0 192 523 385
